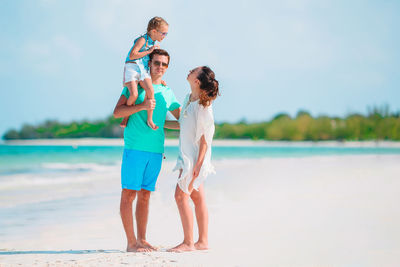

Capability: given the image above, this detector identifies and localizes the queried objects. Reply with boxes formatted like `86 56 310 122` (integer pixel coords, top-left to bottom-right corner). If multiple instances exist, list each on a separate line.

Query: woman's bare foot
167 242 195 252
194 241 208 250
147 120 159 130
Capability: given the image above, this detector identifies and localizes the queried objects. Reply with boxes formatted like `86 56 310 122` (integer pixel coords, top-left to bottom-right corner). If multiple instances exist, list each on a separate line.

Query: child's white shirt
173 93 215 194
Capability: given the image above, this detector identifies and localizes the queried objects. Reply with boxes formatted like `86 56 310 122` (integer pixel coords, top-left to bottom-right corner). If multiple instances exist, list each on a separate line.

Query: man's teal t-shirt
121 84 180 154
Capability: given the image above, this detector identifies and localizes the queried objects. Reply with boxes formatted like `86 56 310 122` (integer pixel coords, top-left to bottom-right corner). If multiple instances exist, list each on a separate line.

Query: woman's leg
190 184 209 250
168 185 195 252
141 78 158 130
120 81 139 127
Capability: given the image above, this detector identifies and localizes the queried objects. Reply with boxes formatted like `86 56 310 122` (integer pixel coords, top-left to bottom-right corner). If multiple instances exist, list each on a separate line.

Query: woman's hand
189 163 202 193
188 179 194 194
193 163 201 179
161 80 167 86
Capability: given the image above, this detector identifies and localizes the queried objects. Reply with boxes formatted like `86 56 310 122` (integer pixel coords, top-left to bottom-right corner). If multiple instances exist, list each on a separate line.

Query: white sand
1 155 400 266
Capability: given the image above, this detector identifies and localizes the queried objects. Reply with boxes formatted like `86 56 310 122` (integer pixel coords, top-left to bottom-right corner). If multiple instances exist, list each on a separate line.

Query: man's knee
121 189 136 203
137 189 151 203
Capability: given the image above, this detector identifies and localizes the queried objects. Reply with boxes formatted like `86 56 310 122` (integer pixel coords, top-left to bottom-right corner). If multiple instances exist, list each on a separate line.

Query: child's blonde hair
147 17 168 32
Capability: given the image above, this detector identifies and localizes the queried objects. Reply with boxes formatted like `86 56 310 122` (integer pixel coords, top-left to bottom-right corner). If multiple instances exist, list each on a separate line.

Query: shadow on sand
0 249 123 255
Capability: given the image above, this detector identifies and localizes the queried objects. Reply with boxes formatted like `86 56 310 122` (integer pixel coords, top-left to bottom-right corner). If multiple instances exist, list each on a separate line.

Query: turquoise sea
1 144 400 176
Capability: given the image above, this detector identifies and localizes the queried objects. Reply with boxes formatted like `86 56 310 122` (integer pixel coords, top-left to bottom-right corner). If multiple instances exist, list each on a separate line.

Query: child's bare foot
194 241 208 250
167 242 195 252
147 120 159 130
120 117 129 128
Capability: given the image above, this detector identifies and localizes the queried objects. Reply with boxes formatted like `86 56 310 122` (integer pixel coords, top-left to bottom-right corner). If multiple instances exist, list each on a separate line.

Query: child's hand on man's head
149 44 160 53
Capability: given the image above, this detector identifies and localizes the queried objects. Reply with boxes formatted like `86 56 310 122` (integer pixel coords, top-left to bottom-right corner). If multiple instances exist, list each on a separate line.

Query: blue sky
1 0 399 136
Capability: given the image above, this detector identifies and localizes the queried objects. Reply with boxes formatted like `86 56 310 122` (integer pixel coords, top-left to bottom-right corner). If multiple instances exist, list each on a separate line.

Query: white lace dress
173 93 216 194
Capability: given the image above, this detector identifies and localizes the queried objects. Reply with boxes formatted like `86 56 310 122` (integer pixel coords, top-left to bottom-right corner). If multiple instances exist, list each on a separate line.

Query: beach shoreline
2 137 400 147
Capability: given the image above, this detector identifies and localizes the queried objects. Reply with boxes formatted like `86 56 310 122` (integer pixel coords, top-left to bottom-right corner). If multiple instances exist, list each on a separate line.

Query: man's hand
142 98 156 111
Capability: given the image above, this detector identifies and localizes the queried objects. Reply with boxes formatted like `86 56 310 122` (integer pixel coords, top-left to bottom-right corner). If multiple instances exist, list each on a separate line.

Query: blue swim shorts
121 149 162 191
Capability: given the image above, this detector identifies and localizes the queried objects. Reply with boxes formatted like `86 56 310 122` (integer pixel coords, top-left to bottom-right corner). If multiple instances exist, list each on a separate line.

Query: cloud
23 34 82 74
53 35 82 60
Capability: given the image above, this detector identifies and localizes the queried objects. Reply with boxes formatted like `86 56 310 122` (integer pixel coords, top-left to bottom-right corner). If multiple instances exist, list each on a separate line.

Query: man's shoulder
154 84 173 95
155 84 171 91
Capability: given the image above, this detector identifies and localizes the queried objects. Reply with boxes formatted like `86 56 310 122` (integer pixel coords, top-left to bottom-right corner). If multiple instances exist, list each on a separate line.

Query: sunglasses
157 30 168 37
153 60 169 68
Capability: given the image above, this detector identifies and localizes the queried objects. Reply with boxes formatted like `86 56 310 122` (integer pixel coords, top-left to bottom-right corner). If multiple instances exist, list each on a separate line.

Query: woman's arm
170 107 181 120
189 135 208 192
113 95 155 118
128 37 159 61
164 120 180 130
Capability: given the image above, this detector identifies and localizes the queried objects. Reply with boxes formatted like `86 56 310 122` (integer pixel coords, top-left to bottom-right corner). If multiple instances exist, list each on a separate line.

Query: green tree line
3 107 400 141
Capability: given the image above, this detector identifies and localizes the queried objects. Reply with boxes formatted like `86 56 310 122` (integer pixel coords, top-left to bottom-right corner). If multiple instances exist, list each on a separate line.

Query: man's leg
135 189 156 252
190 184 209 250
120 189 137 252
168 185 195 252
134 151 162 251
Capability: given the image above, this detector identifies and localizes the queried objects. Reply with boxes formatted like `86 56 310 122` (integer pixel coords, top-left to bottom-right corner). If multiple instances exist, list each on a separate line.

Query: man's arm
164 120 180 129
113 95 155 118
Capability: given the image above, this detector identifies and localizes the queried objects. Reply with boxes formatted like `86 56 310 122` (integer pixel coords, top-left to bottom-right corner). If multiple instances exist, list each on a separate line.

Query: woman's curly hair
197 66 220 107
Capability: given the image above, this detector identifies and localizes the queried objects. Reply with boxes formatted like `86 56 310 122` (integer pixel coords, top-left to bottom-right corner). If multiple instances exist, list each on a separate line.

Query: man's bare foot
126 244 137 252
194 241 208 250
136 240 156 252
136 246 153 252
147 120 159 130
167 242 195 252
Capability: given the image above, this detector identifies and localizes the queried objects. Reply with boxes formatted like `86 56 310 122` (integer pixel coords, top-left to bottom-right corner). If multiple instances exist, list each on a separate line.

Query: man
113 49 181 252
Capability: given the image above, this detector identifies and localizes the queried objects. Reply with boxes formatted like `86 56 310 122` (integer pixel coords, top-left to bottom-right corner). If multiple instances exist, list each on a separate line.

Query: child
121 17 169 129
169 66 220 252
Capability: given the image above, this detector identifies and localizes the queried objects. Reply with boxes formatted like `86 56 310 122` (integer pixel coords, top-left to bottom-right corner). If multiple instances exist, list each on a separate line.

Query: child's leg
168 185 195 252
190 184 209 250
140 78 158 130
120 81 139 128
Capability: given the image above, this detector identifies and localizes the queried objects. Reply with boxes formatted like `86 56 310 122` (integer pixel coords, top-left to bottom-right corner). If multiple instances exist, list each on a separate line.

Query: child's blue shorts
121 149 162 191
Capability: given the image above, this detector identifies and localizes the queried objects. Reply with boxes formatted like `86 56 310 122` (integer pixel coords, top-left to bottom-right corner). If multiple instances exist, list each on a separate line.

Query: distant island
3 107 400 141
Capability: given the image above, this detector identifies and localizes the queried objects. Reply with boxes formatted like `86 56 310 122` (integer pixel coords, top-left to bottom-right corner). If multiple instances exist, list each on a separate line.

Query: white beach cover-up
173 93 216 194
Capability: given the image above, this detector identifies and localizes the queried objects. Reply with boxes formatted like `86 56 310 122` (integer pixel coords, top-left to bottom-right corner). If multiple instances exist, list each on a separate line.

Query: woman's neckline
189 93 199 103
